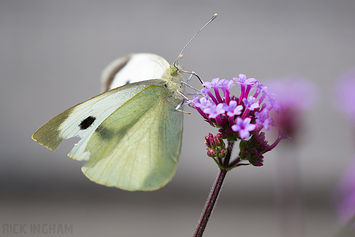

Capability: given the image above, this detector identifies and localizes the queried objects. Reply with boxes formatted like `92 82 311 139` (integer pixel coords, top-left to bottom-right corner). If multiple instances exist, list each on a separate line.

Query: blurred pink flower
335 68 355 228
265 76 318 138
266 76 318 111
337 158 355 226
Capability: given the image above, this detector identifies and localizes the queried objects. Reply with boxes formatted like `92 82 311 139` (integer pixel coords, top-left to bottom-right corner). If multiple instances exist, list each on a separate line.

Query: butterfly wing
101 53 170 92
32 80 183 190
82 84 183 191
33 52 184 191
32 80 167 160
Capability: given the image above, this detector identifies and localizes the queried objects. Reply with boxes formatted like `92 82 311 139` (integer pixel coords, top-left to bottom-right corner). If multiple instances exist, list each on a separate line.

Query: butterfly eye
169 66 179 76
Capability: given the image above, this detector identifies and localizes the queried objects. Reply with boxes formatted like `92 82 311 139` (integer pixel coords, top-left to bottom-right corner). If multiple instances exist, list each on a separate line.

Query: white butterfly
32 53 184 191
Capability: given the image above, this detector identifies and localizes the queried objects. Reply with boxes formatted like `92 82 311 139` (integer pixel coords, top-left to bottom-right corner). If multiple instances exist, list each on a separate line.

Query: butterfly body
32 53 184 191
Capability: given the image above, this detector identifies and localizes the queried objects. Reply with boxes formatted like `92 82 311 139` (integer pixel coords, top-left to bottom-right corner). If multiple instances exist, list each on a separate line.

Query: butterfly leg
175 90 191 114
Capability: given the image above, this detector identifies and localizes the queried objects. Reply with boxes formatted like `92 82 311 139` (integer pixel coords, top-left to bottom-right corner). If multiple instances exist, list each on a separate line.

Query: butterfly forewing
33 80 165 159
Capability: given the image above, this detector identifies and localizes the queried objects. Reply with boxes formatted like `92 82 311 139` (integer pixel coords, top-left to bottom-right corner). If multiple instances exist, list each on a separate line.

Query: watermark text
3 223 73 235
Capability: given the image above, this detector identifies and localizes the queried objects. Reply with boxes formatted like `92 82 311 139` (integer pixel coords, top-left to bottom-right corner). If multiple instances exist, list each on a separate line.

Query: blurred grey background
1 0 355 236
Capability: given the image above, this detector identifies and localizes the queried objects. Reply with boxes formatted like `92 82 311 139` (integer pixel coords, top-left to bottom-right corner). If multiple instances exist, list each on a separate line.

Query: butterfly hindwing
80 84 183 191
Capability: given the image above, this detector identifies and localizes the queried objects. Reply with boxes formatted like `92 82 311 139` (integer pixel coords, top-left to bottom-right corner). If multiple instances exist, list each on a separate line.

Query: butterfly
32 53 185 191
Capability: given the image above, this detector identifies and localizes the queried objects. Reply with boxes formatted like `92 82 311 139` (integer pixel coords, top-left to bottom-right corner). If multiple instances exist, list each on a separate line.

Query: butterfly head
161 54 183 85
169 64 180 77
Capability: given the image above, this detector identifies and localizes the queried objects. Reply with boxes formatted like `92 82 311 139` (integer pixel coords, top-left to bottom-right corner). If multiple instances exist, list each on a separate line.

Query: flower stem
193 168 228 237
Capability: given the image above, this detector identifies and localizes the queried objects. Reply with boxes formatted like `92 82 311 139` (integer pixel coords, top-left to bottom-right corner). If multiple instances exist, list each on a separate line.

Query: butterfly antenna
173 13 217 66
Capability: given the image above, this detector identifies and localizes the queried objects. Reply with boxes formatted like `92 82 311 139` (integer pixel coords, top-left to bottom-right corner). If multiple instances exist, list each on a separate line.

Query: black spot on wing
79 116 96 130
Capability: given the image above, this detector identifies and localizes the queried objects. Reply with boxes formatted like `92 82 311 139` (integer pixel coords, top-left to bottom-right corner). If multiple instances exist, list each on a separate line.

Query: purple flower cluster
189 74 279 140
188 74 287 167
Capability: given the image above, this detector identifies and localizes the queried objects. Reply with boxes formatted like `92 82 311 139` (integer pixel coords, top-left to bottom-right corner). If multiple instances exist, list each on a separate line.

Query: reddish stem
192 168 227 237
